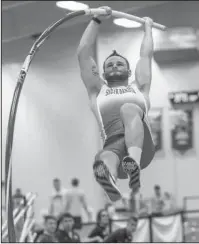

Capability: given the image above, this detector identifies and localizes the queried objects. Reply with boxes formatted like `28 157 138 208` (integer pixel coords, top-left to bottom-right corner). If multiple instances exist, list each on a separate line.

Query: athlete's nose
112 64 118 70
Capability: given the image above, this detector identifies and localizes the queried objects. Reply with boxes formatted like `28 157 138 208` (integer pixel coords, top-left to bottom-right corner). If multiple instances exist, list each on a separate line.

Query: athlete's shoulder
97 83 108 96
128 80 136 87
101 83 108 91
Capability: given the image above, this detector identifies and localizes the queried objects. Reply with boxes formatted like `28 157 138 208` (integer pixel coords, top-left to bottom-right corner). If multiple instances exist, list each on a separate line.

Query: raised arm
135 17 154 96
77 7 112 97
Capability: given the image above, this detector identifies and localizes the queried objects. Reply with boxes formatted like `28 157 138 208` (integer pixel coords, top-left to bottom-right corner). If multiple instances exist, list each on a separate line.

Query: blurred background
1 1 199 242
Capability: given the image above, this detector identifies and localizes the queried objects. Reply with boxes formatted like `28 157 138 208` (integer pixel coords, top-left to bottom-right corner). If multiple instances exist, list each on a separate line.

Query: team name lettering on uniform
105 87 135 96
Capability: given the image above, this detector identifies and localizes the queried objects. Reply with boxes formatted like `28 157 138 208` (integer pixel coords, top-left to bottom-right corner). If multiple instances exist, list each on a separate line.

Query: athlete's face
103 56 131 83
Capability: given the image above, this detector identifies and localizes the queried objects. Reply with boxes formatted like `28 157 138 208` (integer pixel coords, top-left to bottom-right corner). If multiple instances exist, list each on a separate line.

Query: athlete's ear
102 73 106 79
128 69 132 77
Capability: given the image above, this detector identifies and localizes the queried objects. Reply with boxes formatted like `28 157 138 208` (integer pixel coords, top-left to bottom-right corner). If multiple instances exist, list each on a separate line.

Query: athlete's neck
107 80 129 88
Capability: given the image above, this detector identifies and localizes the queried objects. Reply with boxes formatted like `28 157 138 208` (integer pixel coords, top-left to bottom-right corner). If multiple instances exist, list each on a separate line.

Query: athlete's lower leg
120 103 144 199
120 103 144 168
93 150 121 202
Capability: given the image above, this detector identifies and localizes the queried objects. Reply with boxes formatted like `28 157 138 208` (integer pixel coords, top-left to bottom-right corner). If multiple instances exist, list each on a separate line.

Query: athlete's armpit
91 63 99 76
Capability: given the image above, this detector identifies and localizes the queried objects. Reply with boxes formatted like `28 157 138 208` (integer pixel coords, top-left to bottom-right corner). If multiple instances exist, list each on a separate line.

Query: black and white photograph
1 1 199 243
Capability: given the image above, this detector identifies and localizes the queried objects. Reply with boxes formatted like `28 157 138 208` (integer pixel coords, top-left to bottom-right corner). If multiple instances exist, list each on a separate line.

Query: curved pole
84 8 167 31
4 7 166 242
5 10 85 242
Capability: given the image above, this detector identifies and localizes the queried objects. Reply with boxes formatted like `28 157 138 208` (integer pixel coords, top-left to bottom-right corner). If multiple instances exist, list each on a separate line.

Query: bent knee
94 150 104 162
94 150 120 165
120 103 143 121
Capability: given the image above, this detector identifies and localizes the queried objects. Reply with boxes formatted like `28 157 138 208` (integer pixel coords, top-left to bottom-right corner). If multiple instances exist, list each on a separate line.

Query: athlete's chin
106 74 127 83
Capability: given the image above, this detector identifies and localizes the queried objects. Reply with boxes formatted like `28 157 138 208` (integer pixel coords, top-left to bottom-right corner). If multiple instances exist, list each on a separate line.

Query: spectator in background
33 225 45 243
105 203 126 231
64 178 91 228
139 194 149 216
85 209 111 242
151 185 165 215
163 192 176 213
49 178 68 218
105 203 118 221
104 213 138 242
12 188 27 209
56 213 80 243
12 188 27 241
36 215 58 243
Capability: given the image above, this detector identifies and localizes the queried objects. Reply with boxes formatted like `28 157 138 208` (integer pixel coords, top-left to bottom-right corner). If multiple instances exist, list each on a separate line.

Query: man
85 209 111 242
151 185 165 215
49 178 68 217
11 188 27 241
56 213 80 243
36 215 58 243
64 178 91 228
104 214 138 242
139 194 149 216
163 191 177 213
12 188 27 209
77 6 155 203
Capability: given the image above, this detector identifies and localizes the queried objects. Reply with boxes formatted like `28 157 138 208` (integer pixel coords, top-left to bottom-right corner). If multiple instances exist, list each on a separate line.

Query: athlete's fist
143 17 153 27
94 6 112 21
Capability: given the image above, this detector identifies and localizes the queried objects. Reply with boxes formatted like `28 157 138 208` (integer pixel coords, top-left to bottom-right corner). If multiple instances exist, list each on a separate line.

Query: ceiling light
113 18 142 28
56 1 89 11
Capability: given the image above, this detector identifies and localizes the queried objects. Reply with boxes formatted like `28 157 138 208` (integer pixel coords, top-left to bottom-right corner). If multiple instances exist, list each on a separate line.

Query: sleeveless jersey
90 83 149 144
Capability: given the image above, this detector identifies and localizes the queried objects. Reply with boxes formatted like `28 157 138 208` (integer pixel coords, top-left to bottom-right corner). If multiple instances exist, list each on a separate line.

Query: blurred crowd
139 184 177 216
2 177 181 242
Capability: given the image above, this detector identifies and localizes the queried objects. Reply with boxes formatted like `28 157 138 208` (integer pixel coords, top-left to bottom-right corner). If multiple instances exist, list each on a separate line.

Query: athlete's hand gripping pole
84 8 166 31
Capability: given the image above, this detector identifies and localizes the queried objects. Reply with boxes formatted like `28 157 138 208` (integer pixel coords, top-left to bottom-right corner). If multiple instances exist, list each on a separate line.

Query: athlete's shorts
102 115 155 179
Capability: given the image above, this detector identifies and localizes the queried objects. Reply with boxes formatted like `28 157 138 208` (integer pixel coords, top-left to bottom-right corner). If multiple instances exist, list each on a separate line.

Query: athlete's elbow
140 50 153 58
138 83 151 95
136 75 151 92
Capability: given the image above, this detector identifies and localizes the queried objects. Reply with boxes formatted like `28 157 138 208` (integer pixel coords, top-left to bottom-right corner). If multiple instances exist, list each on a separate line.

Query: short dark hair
154 185 160 190
58 212 74 225
44 215 57 223
71 178 79 187
103 50 130 71
53 178 60 182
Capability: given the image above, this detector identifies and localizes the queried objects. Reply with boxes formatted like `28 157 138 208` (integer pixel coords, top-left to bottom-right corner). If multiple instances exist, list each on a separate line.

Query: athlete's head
103 50 131 84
